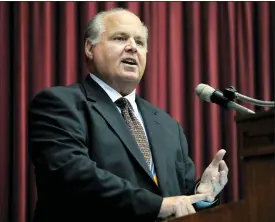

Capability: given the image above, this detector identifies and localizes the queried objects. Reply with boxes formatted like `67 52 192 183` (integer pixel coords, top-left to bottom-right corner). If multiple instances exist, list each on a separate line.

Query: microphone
195 83 255 115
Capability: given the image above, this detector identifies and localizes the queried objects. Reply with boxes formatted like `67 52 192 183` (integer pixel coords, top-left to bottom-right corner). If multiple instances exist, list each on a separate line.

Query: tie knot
115 97 130 109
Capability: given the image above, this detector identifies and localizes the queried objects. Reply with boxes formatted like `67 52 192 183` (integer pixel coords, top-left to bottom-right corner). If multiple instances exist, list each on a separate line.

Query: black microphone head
195 84 215 102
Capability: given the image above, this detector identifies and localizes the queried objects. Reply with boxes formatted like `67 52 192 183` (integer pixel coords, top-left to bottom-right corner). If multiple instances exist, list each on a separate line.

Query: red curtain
0 2 274 222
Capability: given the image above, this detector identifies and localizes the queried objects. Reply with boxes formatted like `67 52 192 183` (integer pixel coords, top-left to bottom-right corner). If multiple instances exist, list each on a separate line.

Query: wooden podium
169 110 275 222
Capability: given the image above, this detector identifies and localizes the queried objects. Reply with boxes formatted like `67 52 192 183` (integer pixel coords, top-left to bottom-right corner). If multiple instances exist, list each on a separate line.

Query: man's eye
114 36 126 41
136 40 144 46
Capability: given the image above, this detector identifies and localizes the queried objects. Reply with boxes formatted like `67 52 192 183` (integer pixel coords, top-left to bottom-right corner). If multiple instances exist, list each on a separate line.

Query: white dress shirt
90 73 147 134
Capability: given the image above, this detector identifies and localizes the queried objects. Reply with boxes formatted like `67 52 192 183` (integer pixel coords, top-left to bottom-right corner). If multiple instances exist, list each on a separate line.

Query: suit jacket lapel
136 97 167 194
81 76 154 180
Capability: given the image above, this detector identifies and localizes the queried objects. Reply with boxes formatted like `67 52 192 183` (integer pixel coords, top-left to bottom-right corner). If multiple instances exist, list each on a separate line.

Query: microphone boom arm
235 92 275 107
222 86 274 107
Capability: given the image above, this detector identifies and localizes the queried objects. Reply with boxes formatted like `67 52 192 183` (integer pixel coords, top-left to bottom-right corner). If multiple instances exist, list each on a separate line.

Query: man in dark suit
28 8 228 222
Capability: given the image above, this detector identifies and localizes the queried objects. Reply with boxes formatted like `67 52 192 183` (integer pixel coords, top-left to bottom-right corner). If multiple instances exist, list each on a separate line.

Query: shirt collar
90 73 138 111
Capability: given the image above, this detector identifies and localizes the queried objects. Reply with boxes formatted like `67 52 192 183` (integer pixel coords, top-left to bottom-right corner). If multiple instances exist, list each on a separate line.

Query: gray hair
84 8 148 45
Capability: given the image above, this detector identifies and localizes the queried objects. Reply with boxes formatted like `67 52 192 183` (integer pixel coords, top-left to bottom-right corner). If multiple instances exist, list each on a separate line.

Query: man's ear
85 39 94 60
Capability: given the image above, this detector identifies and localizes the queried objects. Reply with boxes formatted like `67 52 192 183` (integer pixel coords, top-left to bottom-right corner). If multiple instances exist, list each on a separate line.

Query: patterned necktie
115 97 152 169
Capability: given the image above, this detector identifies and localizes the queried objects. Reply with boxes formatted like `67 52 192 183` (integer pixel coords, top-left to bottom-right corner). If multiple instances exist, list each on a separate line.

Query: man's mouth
121 58 137 66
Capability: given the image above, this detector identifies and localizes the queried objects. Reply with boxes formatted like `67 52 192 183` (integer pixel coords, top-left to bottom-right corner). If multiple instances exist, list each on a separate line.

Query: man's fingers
219 160 229 174
175 199 195 218
220 171 228 186
175 204 182 217
186 199 196 214
212 178 221 191
210 149 226 167
188 193 209 204
206 196 215 202
181 203 188 216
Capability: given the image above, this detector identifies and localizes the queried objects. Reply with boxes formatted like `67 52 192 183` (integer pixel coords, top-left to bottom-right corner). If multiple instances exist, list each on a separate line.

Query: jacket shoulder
30 83 85 105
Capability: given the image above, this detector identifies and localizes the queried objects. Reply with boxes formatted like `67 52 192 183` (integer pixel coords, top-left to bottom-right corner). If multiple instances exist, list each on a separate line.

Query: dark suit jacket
28 75 198 222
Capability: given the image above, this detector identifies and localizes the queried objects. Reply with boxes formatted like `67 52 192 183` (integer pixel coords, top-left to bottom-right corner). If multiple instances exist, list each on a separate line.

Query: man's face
86 11 147 94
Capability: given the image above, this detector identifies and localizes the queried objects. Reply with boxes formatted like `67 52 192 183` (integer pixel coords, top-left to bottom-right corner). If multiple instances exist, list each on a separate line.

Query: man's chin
119 72 141 82
114 73 142 95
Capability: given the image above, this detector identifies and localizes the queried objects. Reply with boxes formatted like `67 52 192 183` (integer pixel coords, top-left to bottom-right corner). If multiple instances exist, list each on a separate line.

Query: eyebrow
110 32 146 41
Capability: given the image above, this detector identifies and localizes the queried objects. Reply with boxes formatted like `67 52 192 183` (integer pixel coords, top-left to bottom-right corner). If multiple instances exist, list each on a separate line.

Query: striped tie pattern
115 97 158 185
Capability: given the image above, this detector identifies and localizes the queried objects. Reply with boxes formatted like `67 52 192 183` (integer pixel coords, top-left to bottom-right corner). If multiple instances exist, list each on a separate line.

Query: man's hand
197 149 229 202
158 193 210 219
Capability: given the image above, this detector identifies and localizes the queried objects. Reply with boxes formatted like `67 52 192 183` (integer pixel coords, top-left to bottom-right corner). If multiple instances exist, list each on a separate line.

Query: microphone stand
222 86 275 108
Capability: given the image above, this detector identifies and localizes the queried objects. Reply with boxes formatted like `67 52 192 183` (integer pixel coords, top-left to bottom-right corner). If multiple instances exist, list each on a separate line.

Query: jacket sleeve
28 88 163 220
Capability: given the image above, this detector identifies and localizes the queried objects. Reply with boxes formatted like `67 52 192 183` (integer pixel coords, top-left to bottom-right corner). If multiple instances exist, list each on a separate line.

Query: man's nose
125 38 137 53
